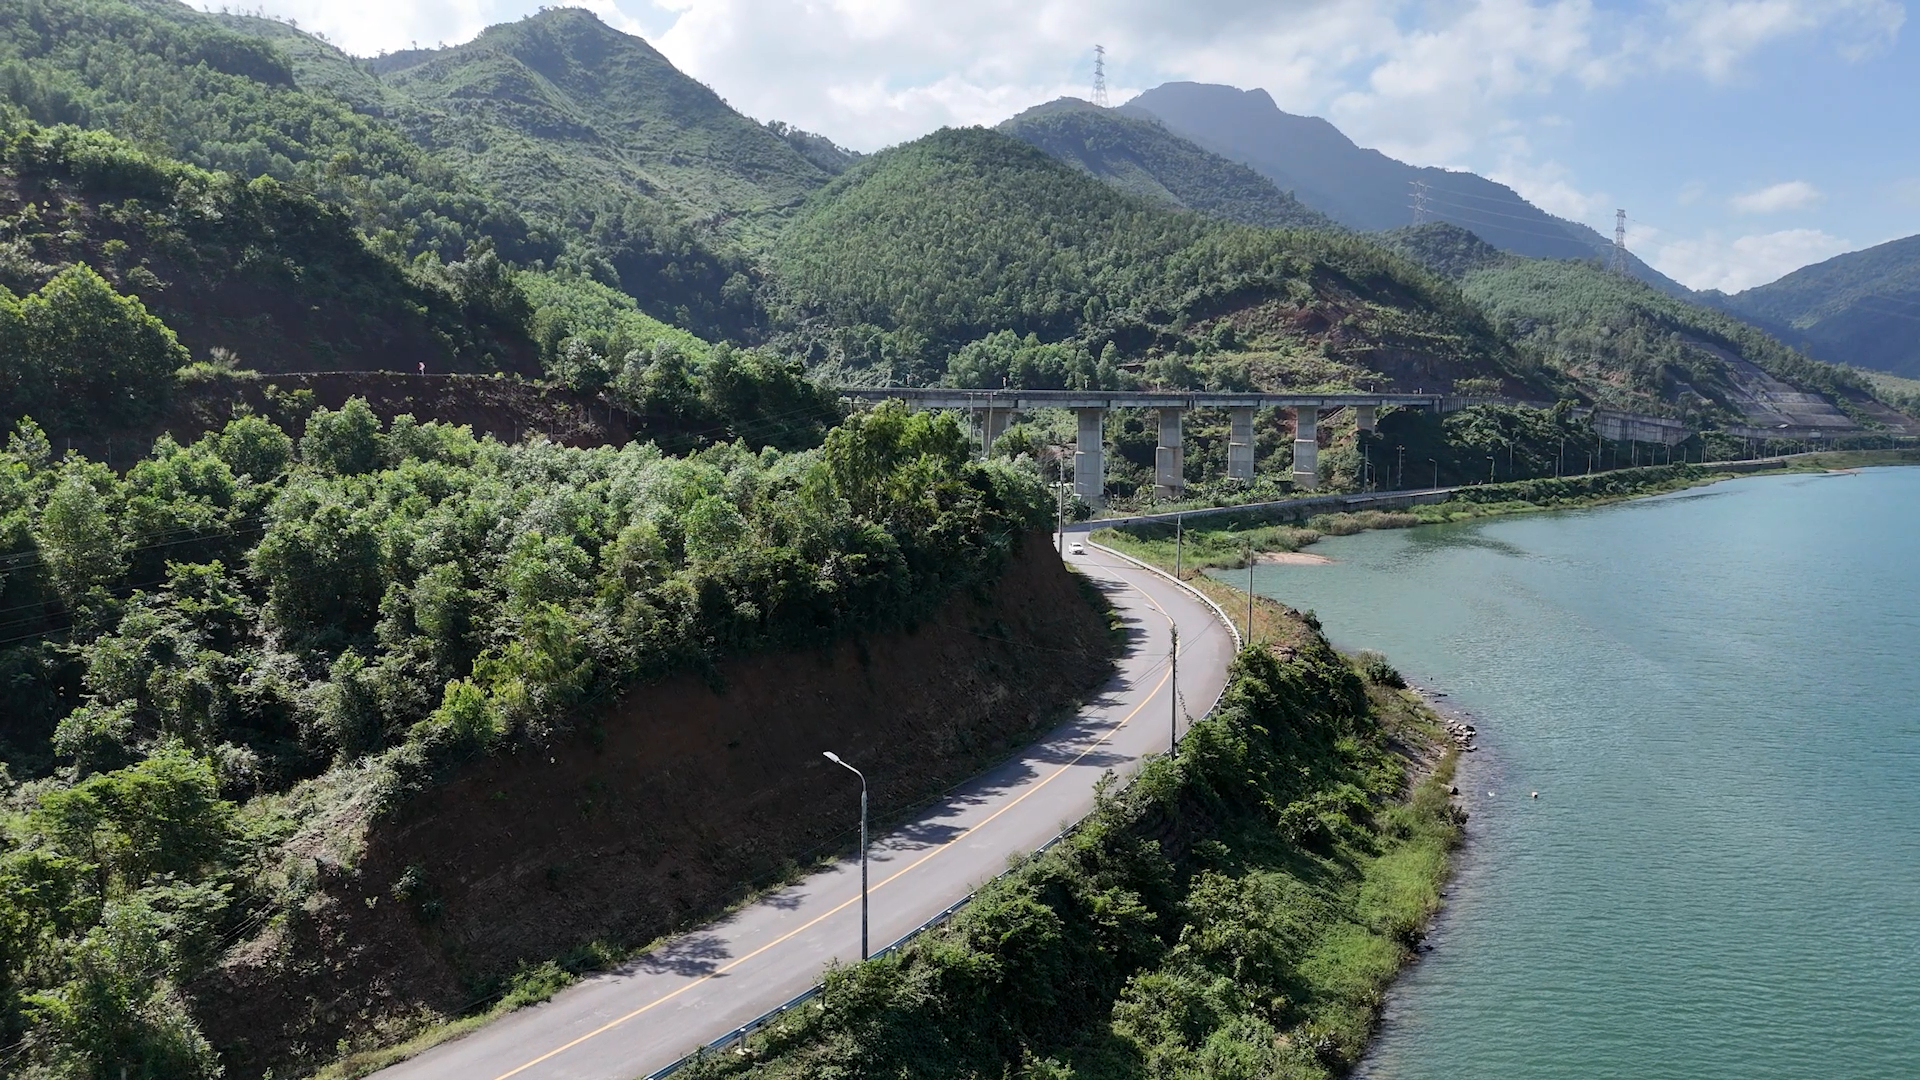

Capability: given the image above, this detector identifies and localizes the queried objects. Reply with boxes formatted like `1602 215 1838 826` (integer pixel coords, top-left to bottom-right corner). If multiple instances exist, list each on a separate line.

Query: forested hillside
1714 233 1920 379
0 401 1050 1076
0 117 536 395
772 127 1537 398
999 98 1331 231
0 5 1915 1078
1384 225 1905 430
0 0 799 336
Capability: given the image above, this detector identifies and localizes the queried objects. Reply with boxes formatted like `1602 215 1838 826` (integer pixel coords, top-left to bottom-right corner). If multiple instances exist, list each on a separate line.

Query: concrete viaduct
840 389 1448 503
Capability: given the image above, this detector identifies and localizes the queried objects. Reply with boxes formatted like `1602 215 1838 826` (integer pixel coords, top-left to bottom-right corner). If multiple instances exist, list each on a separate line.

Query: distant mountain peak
1123 80 1688 296
997 98 1330 231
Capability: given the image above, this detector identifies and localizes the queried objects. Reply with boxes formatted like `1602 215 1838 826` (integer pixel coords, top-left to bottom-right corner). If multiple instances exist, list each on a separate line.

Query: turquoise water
1241 468 1920 1079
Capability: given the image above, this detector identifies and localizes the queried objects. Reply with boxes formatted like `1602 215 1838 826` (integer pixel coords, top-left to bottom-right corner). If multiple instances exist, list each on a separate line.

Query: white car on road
1068 541 1085 555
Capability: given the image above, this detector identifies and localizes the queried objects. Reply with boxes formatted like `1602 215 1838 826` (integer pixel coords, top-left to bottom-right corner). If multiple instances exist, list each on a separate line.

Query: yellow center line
489 561 1190 1080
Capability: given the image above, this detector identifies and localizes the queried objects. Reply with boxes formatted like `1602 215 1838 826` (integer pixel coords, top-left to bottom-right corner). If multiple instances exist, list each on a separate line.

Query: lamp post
1487 455 1496 484
1396 444 1406 490
822 751 868 959
1428 457 1438 490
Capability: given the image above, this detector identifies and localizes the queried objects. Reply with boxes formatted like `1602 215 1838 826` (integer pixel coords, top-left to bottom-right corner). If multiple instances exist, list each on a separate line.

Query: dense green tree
0 266 187 429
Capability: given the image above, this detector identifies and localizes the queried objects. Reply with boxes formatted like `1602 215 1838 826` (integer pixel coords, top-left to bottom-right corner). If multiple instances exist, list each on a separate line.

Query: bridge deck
837 388 1447 410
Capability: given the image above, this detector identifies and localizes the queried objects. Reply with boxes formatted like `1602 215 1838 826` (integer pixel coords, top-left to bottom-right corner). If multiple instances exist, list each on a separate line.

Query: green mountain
997 98 1331 230
1122 82 1689 296
0 0 554 263
0 0 840 336
361 9 832 235
1383 224 1910 432
771 127 1532 397
1713 234 1920 379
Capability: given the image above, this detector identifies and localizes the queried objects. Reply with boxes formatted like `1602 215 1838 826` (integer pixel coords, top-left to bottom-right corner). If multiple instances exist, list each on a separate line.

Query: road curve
372 544 1236 1080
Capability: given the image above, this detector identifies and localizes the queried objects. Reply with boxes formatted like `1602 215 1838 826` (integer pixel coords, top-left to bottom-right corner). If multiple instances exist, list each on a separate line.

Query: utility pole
1055 479 1066 556
1246 537 1255 645
1397 444 1406 490
1169 623 1179 758
1611 209 1628 275
1411 179 1431 225
1175 513 1183 580
1092 45 1109 108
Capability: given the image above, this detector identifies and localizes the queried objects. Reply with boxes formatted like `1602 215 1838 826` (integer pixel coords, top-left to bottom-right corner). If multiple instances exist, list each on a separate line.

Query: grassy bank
1097 451 1920 571
680 611 1462 1080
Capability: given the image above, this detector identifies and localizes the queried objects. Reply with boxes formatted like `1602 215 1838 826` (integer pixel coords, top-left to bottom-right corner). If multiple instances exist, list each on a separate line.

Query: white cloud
202 0 497 55
1648 228 1851 291
1730 180 1824 214
1652 0 1903 80
219 0 1905 167
212 0 1905 283
1487 151 1608 221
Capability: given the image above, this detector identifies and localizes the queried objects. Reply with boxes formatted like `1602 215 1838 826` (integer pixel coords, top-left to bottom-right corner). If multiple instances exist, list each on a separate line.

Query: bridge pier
1155 407 1185 499
1293 407 1320 490
1355 405 1376 433
1074 408 1105 507
975 405 1011 458
1228 406 1256 483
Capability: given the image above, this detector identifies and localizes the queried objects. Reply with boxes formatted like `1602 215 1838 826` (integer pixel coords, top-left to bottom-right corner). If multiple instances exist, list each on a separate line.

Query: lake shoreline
1094 450 1920 572
1233 466 1920 1077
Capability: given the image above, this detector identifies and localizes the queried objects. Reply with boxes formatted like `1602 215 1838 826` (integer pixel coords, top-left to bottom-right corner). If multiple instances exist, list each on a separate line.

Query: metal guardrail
1084 540 1243 655
641 548 1240 1079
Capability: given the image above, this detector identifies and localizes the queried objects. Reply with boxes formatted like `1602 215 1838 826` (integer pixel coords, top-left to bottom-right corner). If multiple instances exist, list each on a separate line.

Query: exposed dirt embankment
195 532 1117 1077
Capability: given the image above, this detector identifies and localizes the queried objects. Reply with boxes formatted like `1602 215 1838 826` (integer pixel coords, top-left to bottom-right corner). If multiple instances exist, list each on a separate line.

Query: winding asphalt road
373 542 1235 1080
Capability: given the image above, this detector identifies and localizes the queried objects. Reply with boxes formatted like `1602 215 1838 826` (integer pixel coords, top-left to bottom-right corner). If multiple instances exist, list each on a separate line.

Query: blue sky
232 0 1918 292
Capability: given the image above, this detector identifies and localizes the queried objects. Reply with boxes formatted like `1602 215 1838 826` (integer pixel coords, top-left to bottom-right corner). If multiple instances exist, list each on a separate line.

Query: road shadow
630 932 733 978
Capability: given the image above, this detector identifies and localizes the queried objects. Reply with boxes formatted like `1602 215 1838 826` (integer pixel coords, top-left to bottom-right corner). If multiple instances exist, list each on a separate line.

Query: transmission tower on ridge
1092 45 1109 107
1410 180 1431 225
1611 209 1628 274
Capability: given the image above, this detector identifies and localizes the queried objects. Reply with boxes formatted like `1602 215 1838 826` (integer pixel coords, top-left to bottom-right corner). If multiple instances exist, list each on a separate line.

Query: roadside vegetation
0 400 1048 1076
682 625 1462 1080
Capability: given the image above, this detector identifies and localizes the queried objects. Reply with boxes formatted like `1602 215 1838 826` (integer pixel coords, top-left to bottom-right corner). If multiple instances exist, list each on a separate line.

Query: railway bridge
838 388 1450 502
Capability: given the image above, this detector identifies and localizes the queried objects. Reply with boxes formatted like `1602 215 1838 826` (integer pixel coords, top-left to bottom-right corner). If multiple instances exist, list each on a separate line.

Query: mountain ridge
1714 234 1920 379
997 98 1331 231
1120 81 1690 296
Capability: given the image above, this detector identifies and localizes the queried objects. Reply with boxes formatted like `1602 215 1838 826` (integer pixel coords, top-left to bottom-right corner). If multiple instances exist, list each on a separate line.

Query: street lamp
822 751 868 960
1487 455 1496 484
1396 444 1406 490
1428 457 1438 489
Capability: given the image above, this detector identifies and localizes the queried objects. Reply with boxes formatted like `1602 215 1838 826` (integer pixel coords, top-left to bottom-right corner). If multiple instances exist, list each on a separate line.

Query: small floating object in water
1530 791 1539 799
1486 791 1497 797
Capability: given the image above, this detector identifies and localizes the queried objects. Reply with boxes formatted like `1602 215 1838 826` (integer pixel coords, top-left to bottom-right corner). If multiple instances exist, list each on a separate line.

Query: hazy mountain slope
1383 224 1904 430
1715 235 1920 378
771 127 1538 397
1123 82 1689 296
997 98 1331 230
